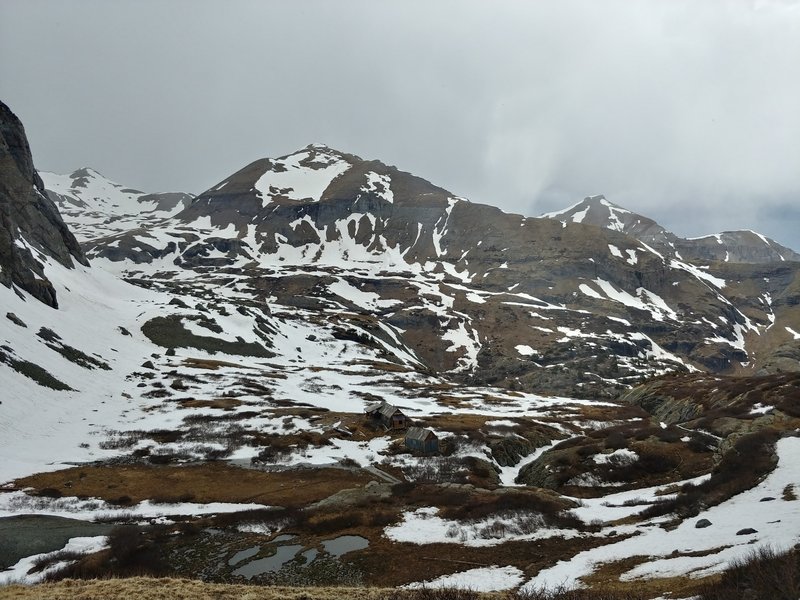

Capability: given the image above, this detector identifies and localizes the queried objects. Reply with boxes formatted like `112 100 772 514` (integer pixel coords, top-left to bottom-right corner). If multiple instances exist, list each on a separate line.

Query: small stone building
365 401 408 430
405 427 439 454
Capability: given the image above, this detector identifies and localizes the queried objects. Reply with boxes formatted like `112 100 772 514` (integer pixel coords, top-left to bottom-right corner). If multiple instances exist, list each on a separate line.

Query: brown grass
0 578 423 600
13 463 372 506
182 357 256 370
353 534 619 588
639 427 780 519
0 576 675 600
179 397 243 409
350 359 415 373
697 545 800 600
576 554 713 598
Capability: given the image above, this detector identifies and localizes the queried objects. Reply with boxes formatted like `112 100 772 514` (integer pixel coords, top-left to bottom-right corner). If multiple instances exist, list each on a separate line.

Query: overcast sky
2 0 799 249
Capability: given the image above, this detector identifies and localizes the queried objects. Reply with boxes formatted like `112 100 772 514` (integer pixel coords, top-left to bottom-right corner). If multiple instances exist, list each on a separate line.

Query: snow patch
406 565 524 592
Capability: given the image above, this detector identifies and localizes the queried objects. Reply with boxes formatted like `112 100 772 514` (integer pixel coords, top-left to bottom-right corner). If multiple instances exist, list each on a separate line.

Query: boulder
695 518 712 529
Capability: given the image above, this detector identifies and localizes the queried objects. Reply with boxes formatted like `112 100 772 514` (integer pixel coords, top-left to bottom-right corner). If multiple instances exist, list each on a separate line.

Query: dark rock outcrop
621 372 800 429
0 100 87 307
695 518 712 528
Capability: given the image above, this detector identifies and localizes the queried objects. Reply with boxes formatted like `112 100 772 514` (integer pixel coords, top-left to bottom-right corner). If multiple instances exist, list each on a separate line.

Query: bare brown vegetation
698 545 800 600
640 427 781 519
13 463 372 506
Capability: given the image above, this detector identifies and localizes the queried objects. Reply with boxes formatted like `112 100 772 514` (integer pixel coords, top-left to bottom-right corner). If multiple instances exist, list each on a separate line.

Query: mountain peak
70 167 103 179
303 142 335 152
541 194 649 234
193 143 452 212
582 193 608 204
542 196 800 264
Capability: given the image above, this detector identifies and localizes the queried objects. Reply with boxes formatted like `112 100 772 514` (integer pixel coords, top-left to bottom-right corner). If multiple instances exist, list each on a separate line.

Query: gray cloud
1 0 799 249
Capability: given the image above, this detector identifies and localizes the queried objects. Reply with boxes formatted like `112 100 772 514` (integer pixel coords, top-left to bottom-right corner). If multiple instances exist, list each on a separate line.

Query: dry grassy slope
516 372 800 493
0 577 502 600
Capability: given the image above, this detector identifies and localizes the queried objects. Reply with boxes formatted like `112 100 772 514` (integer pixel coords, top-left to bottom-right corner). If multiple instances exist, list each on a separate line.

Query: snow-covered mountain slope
0 257 171 481
41 168 192 240
542 194 800 264
0 116 604 483
76 147 800 398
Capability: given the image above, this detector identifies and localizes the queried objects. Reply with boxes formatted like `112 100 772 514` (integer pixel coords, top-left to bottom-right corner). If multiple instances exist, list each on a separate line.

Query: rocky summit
2 101 800 596
543 194 800 264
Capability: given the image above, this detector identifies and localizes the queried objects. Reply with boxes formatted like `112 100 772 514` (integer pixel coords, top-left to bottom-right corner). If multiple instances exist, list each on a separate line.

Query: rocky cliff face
0 101 87 307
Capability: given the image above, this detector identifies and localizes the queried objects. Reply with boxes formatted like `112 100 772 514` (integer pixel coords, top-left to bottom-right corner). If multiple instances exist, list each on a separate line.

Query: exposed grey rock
489 436 534 467
695 518 712 528
0 101 88 308
309 481 393 511
5 312 26 327
736 528 758 535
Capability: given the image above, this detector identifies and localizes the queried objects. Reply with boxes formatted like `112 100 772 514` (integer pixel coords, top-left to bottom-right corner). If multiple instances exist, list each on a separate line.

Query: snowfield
405 565 524 592
523 436 800 590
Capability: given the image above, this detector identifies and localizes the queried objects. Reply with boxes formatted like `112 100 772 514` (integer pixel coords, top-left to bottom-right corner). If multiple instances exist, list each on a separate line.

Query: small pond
232 544 305 579
227 545 259 566
0 515 114 569
228 533 370 579
322 535 369 557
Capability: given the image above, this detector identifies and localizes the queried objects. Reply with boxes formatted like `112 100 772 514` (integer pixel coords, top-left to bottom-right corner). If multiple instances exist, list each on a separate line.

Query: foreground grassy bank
0 579 502 600
3 544 798 600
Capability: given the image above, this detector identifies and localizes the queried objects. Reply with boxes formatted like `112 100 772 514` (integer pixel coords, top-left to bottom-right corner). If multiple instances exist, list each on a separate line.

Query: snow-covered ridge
41 168 189 216
41 168 193 241
254 145 353 205
539 195 631 230
542 195 799 264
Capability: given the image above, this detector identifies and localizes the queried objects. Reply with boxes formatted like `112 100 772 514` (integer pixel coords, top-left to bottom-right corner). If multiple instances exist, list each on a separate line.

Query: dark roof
379 403 404 419
364 401 385 413
406 426 436 441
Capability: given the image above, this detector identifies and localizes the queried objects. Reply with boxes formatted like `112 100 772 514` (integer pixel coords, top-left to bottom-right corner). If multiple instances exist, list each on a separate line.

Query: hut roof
364 401 385 414
406 426 436 441
379 403 403 419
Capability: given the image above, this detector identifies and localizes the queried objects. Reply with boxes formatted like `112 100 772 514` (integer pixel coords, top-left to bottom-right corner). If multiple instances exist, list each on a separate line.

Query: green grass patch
141 315 275 358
